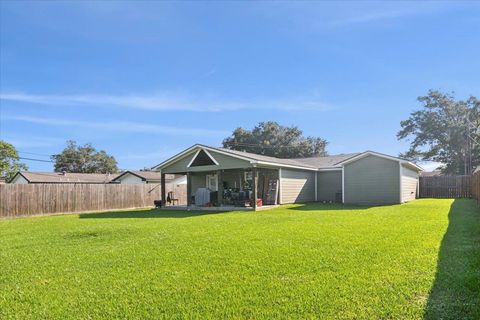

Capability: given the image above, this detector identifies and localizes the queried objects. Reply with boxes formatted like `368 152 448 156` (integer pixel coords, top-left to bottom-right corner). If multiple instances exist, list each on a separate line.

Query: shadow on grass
424 199 480 319
286 202 374 211
79 209 231 219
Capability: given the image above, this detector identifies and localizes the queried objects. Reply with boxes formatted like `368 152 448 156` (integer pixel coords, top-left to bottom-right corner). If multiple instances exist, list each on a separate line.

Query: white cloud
5 115 229 137
2 135 65 148
0 91 333 112
255 1 456 31
328 4 445 27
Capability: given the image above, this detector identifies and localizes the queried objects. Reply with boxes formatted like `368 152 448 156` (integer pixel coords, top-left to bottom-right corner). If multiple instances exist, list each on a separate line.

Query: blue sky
1 1 479 171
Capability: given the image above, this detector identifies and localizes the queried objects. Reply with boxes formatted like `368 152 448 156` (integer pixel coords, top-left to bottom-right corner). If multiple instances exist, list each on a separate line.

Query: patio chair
167 191 179 206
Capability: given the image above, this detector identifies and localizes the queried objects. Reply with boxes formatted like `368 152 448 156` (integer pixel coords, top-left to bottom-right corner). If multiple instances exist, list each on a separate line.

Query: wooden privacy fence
472 171 480 206
419 175 472 198
0 183 186 218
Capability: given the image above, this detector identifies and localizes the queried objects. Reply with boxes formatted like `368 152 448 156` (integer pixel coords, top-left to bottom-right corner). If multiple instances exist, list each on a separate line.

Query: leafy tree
222 121 328 158
397 90 480 175
0 140 28 180
52 140 118 173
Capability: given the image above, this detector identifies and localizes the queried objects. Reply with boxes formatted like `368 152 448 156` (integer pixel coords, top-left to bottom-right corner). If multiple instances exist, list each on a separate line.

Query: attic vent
189 149 218 167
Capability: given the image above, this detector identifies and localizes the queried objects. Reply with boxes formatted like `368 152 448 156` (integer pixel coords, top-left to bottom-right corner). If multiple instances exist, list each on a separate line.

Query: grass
0 199 478 319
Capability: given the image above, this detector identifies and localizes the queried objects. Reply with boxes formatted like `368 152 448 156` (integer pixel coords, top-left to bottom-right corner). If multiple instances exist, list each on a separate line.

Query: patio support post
252 167 258 211
186 172 192 206
161 172 166 206
217 170 223 207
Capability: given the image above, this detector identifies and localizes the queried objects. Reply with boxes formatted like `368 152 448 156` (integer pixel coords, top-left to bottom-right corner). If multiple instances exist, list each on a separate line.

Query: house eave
337 151 423 172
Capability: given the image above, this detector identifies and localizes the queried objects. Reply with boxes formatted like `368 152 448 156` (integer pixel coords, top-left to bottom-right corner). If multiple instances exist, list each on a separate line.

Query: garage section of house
341 153 423 205
153 145 423 210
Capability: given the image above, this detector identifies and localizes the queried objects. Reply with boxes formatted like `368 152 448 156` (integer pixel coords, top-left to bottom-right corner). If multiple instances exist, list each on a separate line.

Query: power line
19 157 54 163
18 151 54 157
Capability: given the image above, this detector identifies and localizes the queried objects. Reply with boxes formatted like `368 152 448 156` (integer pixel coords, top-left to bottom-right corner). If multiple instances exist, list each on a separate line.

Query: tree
0 140 28 180
52 140 118 173
397 90 480 175
222 121 328 158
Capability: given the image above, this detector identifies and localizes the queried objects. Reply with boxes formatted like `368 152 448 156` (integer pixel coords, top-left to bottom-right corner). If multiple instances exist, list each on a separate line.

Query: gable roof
10 171 116 184
152 144 319 171
214 147 319 169
292 153 360 169
336 151 423 171
152 144 423 172
112 170 175 182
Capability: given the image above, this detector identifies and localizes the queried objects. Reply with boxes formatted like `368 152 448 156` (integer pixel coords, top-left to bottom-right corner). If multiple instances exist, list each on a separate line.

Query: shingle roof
212 147 362 169
292 153 361 169
14 172 115 183
112 170 175 181
154 144 422 172
214 147 318 169
128 171 162 180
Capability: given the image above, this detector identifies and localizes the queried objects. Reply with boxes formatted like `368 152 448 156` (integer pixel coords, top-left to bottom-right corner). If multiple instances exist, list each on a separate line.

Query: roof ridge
214 147 318 168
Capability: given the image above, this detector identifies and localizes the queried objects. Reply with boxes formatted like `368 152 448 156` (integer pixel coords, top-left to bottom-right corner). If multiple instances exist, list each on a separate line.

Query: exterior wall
162 149 251 174
10 175 29 184
280 169 315 204
344 155 400 205
317 170 342 202
190 172 207 194
401 165 419 202
116 174 145 184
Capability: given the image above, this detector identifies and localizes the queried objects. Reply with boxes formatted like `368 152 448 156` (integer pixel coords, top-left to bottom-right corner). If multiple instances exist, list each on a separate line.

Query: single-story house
111 170 182 184
152 144 423 209
9 171 116 184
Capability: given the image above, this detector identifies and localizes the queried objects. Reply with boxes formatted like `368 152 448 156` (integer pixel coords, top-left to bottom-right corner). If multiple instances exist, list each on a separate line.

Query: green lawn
0 199 479 319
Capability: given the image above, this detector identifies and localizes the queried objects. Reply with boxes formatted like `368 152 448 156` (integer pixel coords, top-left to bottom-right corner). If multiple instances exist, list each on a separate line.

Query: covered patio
155 146 281 211
161 167 280 211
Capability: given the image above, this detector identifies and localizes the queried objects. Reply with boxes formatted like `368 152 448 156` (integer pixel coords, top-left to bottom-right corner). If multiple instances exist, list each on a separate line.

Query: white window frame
205 173 218 191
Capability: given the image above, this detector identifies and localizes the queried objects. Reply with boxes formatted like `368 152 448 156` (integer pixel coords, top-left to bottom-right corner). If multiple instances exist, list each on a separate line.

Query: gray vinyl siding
190 172 207 194
344 155 400 205
401 165 418 202
280 169 315 204
317 171 342 202
162 149 251 174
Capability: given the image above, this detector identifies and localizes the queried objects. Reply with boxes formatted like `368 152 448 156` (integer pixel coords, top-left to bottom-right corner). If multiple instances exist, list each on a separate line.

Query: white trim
256 161 317 171
337 151 423 172
399 162 403 203
186 148 219 168
186 150 201 168
402 161 424 172
341 166 345 204
314 172 318 201
201 145 256 162
152 145 202 170
202 149 220 165
205 173 218 191
153 145 423 174
153 144 255 170
278 168 283 204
